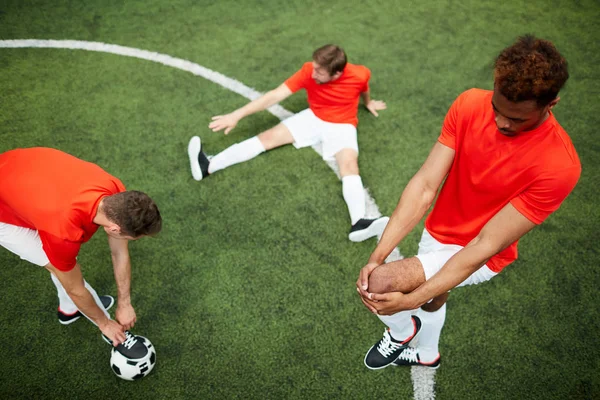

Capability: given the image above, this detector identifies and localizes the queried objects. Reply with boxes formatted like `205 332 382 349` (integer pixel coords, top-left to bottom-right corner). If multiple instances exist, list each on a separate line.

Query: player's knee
337 153 359 176
368 266 401 294
258 124 292 150
420 292 449 312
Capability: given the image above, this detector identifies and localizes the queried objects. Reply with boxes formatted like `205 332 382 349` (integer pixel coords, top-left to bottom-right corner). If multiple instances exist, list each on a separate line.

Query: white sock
50 273 110 325
415 304 446 362
378 310 416 342
342 175 365 225
208 136 266 174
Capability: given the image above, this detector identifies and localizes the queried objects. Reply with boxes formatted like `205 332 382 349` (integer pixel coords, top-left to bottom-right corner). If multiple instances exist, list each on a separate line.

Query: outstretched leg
188 123 294 181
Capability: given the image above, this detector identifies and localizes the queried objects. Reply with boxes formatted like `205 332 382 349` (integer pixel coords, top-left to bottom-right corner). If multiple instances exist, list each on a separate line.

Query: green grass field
1 1 599 399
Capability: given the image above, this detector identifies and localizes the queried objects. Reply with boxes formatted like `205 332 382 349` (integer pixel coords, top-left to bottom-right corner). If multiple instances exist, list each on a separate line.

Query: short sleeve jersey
425 89 581 272
0 147 126 271
284 62 370 127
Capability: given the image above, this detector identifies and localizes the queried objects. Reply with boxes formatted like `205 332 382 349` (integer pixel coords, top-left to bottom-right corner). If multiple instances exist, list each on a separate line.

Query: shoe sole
349 216 390 242
391 362 440 370
188 136 204 181
58 295 115 325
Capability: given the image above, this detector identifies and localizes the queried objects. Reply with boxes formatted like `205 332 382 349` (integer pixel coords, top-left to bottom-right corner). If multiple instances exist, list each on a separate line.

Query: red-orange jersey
425 89 581 272
0 147 126 271
284 62 370 127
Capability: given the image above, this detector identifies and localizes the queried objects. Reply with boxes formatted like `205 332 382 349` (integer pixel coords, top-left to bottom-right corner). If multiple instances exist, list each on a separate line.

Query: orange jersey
425 89 581 272
0 148 126 271
284 62 370 127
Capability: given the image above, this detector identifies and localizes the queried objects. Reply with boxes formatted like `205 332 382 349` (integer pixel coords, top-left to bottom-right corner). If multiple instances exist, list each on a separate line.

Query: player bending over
0 147 162 359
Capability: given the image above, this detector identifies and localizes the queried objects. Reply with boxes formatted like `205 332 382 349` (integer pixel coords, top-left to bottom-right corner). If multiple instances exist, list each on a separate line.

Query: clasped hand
356 262 412 315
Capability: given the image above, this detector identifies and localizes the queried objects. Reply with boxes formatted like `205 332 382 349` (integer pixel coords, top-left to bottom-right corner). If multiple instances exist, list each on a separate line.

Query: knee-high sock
50 273 110 325
208 136 266 174
378 310 416 342
415 304 446 362
342 175 365 225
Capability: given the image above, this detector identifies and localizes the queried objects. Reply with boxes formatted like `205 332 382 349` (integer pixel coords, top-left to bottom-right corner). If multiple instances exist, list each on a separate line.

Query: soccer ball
110 335 156 381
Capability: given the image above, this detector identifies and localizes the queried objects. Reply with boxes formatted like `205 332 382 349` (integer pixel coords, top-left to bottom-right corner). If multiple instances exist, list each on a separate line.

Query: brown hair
102 191 162 237
312 44 347 76
494 35 569 107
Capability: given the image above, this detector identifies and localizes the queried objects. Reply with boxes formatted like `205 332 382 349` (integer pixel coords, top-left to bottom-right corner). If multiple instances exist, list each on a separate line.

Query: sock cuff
244 136 266 153
342 174 362 184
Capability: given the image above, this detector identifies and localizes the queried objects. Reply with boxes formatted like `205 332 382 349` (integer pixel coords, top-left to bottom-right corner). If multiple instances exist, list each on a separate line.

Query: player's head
100 191 162 240
492 35 569 136
312 44 347 84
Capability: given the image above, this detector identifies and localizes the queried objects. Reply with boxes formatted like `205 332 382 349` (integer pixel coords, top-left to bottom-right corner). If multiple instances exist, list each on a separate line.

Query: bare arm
108 235 136 330
357 142 454 293
360 90 387 117
367 203 537 314
208 83 293 134
46 263 126 344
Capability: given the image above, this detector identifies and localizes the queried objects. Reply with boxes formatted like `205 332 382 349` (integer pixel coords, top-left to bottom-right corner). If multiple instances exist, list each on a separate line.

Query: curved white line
1 41 420 393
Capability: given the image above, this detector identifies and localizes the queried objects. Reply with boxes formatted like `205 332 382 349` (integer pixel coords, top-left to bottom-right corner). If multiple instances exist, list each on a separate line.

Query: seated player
188 44 389 242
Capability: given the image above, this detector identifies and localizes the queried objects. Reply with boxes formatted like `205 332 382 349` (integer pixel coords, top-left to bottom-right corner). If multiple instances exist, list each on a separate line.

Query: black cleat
188 136 210 181
102 330 149 360
392 347 441 369
348 216 389 242
364 315 422 370
58 295 114 325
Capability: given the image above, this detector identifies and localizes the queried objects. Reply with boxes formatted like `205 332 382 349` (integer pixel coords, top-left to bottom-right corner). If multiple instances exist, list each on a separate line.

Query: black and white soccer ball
110 335 156 381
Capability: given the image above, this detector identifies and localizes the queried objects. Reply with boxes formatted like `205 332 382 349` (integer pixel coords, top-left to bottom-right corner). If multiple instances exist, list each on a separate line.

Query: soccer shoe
188 136 210 181
58 295 114 325
102 330 149 360
348 216 390 242
364 315 422 370
392 347 441 369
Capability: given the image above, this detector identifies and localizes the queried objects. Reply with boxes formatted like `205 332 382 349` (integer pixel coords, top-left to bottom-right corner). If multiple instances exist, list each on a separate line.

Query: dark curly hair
102 191 162 237
494 35 569 107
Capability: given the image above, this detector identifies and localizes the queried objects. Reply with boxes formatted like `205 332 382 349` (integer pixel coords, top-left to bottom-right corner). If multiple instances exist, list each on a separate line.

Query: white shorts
415 229 497 287
0 222 50 267
282 109 358 161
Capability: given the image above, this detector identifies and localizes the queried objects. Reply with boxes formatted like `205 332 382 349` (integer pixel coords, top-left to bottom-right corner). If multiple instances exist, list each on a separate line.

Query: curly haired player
356 35 580 370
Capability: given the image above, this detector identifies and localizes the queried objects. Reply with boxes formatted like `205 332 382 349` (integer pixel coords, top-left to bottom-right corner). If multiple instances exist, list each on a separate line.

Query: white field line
1 39 431 397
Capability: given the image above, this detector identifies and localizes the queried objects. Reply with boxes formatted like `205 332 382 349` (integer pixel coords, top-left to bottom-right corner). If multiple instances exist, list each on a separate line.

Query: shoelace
121 332 138 350
377 330 403 357
396 347 419 363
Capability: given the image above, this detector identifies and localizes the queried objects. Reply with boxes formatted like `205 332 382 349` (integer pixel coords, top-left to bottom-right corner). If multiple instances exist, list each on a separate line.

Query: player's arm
108 235 136 330
45 262 126 345
367 203 537 314
209 83 293 134
357 142 454 292
360 90 386 117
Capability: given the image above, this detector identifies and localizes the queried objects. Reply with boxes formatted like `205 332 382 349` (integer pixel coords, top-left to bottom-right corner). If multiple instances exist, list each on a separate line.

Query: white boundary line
0 39 435 398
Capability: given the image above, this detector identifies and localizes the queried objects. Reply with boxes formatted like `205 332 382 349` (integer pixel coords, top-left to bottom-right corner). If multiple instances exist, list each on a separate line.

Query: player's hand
360 291 411 315
115 302 137 330
356 262 381 313
99 319 126 346
366 100 387 117
356 262 380 295
209 113 239 135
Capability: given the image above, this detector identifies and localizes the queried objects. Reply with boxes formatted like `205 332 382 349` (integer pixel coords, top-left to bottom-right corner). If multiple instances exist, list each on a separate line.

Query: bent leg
0 223 109 325
369 257 427 341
